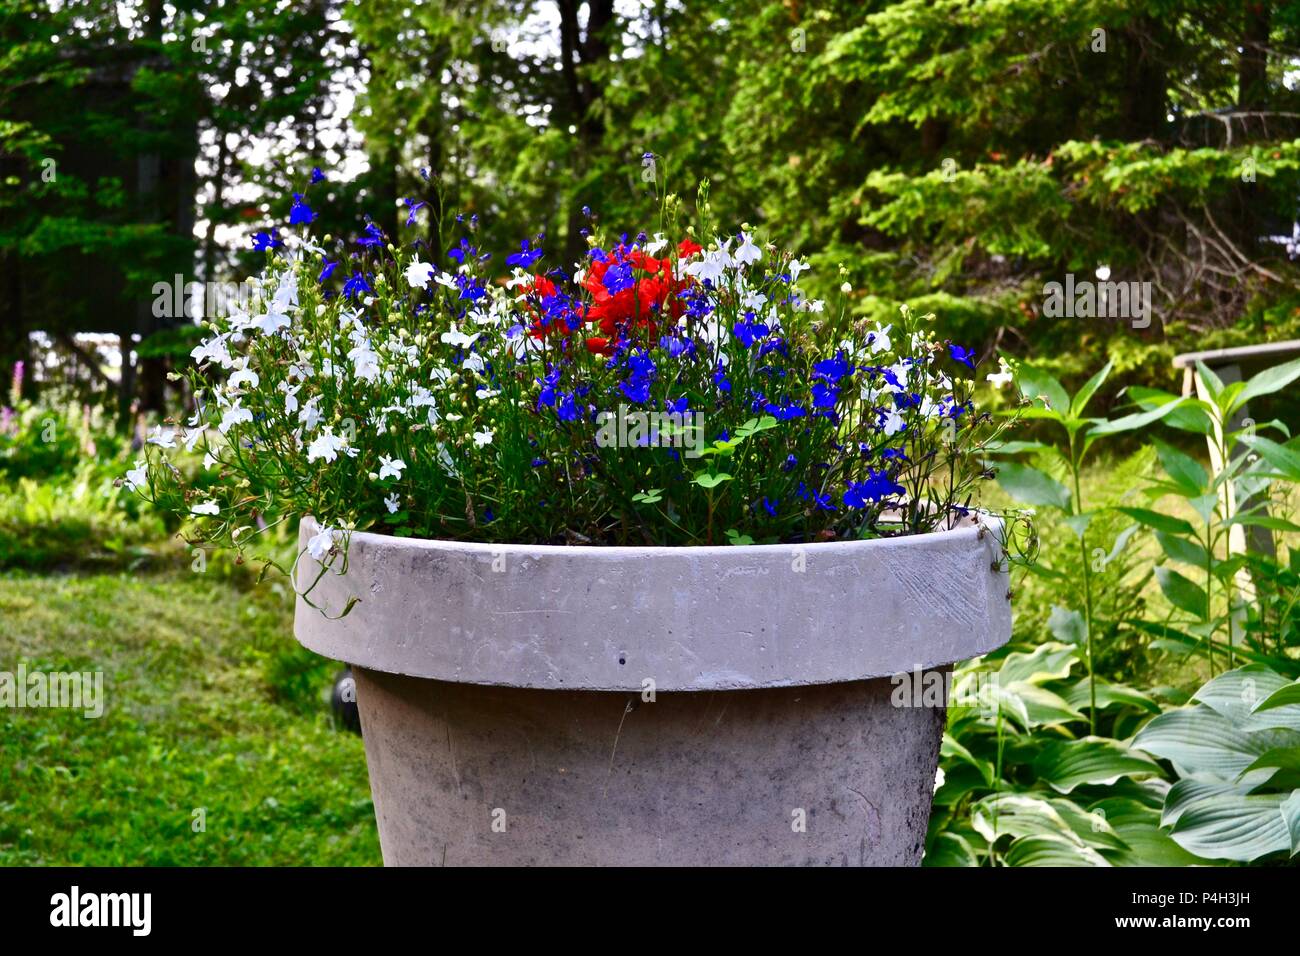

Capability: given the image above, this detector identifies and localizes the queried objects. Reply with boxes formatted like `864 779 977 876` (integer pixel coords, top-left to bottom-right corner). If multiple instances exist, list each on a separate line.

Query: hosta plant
124 182 1022 573
1134 663 1300 863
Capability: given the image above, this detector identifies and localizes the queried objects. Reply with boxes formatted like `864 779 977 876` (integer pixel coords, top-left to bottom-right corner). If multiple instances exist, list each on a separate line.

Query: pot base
354 667 946 866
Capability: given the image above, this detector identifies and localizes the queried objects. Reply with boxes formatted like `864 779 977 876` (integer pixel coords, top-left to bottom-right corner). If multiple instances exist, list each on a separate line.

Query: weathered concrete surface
354 667 948 866
295 517 1012 691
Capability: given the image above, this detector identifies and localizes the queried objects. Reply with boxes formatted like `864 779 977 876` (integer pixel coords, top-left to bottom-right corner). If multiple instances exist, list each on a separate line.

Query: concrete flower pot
293 515 1012 866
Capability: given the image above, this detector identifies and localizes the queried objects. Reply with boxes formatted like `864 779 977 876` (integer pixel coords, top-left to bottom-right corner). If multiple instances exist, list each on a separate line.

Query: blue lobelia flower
506 240 545 269
317 260 338 283
251 230 282 250
948 344 977 370
343 271 373 300
289 193 315 225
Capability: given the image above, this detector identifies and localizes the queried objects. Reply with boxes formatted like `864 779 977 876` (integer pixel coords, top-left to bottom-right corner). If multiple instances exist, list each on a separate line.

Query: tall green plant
993 362 1185 731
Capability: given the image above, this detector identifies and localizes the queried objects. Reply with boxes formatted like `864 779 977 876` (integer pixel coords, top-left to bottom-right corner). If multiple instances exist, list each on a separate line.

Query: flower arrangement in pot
127 179 1024 866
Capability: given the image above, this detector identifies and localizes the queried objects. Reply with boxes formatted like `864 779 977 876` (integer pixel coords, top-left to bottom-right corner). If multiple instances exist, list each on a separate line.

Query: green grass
0 565 381 865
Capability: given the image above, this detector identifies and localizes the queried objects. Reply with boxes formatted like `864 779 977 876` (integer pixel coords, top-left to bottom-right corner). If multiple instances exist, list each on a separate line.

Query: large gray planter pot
294 516 1012 866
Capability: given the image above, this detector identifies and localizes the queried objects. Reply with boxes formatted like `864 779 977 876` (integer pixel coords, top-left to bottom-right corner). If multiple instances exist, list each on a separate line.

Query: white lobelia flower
349 342 381 382
869 323 893 354
306 525 343 561
378 455 406 481
788 258 810 282
473 429 494 447
123 460 149 492
684 240 732 284
434 271 459 290
384 493 400 514
987 356 1015 390
306 426 349 464
280 381 301 415
644 232 669 256
475 387 500 400
733 231 762 266
191 333 234 369
203 451 218 469
228 363 260 390
881 408 906 436
147 425 177 449
191 499 220 516
298 395 323 432
404 257 435 290
219 402 253 434
182 427 204 452
440 326 481 349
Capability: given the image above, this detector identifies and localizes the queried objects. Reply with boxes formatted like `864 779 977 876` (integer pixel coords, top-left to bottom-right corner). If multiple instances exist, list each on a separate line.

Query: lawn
0 566 380 865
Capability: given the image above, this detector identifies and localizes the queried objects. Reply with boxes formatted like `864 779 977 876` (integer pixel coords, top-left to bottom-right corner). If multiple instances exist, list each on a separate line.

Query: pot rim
301 511 1002 557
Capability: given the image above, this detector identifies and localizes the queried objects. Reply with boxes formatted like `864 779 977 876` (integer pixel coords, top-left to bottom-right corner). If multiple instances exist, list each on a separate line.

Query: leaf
996 642 1080 685
1233 356 1300 412
1017 362 1070 414
971 793 1081 846
1047 605 1086 645
1152 438 1208 496
1127 386 1215 435
1156 530 1208 568
1239 434 1300 481
1133 706 1273 781
1115 507 1195 536
1069 361 1113 419
1033 737 1161 793
1282 791 1300 856
1155 566 1207 618
1089 798 1217 867
1169 793 1293 862
1007 681 1084 728
692 471 733 489
1193 665 1294 730
1087 396 1187 438
1064 679 1160 714
995 461 1071 510
923 832 979 867
1004 834 1110 867
1160 778 1252 828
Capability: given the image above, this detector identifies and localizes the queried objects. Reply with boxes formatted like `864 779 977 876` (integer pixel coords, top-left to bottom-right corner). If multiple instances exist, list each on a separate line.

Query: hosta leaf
1064 679 1160 714
923 832 979 867
1283 791 1300 856
1033 737 1161 793
1047 605 1086 645
1087 798 1216 867
996 642 1080 685
1169 793 1292 862
1193 665 1294 728
1004 834 1110 867
1047 798 1129 851
1007 681 1083 728
1160 778 1252 828
971 793 1082 846
1133 706 1273 782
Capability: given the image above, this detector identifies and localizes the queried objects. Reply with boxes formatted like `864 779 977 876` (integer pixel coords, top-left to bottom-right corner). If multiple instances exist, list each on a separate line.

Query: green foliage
1134 664 1300 862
